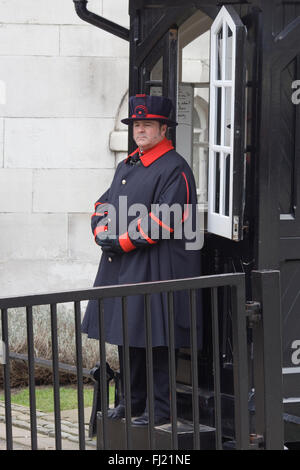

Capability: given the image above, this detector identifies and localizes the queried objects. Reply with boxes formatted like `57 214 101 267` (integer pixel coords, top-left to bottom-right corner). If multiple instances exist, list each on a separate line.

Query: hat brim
121 116 178 127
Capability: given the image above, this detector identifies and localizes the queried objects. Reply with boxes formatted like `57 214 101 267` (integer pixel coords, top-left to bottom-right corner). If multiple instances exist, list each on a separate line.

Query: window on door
208 6 247 241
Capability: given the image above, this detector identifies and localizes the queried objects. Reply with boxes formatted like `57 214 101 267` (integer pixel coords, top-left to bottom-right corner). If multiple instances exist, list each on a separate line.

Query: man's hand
96 233 124 254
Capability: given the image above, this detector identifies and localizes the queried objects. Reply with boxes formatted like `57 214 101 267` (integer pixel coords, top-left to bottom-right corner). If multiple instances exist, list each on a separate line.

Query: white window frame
208 6 246 240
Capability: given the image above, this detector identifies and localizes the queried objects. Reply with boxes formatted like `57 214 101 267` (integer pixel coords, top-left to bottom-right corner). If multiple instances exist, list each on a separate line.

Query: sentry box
74 0 300 449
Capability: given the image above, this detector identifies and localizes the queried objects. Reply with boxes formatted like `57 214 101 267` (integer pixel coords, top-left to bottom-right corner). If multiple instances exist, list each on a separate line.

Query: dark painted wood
76 0 300 443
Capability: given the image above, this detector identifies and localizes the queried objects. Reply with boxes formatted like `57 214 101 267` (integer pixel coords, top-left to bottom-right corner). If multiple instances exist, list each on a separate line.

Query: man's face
133 120 167 152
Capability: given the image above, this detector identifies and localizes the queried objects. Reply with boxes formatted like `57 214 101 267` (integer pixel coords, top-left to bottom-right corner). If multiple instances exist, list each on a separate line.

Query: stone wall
0 0 129 296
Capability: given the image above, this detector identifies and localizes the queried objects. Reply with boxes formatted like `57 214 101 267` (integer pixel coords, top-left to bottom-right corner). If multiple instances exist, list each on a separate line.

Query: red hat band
131 113 169 120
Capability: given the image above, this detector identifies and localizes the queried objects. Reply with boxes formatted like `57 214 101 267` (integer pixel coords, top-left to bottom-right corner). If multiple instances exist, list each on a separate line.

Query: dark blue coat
82 138 202 348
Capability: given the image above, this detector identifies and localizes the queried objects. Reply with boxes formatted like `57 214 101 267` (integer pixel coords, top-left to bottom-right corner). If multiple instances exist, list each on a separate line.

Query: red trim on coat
94 225 108 238
137 219 157 245
124 138 173 166
91 212 105 217
95 201 107 209
119 232 136 252
140 138 174 167
149 212 174 233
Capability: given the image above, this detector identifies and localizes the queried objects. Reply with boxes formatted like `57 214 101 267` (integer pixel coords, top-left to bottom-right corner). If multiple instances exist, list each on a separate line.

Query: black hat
121 94 178 127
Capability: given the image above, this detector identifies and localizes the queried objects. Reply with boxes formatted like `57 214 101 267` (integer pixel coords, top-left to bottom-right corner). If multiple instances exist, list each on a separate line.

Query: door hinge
246 301 261 327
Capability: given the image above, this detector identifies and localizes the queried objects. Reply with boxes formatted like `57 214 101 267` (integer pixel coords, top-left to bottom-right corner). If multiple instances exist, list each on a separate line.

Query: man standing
82 94 202 426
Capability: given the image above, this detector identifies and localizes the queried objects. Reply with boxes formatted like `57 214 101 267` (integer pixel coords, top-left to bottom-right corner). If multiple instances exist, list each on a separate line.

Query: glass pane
225 25 233 80
151 57 163 81
180 10 210 83
214 152 221 213
216 86 222 145
193 130 200 190
150 57 163 96
198 146 209 207
181 30 210 83
192 92 209 209
217 26 223 80
224 153 231 216
224 87 232 147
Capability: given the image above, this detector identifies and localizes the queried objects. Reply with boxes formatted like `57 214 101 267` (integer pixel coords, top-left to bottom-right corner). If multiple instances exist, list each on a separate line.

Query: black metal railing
0 270 284 450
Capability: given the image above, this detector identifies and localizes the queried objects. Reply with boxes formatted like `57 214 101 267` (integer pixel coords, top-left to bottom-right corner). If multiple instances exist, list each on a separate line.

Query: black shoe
131 411 170 427
107 404 126 420
107 404 144 420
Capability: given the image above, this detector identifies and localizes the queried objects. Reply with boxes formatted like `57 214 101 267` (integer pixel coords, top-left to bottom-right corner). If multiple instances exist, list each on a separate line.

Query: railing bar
1 308 13 450
121 296 132 450
74 301 85 450
26 306 38 450
145 294 155 449
98 298 108 449
231 284 250 449
0 273 246 309
189 289 200 450
50 303 62 450
211 287 223 450
167 292 178 450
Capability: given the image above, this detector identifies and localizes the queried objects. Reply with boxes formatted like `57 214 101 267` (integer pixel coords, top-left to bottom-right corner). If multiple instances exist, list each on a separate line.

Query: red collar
126 138 174 167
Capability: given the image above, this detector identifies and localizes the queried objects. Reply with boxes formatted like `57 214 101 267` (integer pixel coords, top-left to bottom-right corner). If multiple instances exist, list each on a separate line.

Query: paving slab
0 403 96 451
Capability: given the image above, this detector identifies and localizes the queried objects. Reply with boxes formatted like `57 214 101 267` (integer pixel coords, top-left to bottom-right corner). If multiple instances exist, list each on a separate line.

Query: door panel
273 22 300 372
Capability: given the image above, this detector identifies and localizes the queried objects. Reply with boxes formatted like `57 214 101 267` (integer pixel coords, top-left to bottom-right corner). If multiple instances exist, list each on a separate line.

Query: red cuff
119 232 136 252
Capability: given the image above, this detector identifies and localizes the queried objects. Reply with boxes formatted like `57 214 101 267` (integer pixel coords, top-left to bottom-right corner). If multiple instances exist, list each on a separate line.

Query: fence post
231 275 250 449
251 270 284 449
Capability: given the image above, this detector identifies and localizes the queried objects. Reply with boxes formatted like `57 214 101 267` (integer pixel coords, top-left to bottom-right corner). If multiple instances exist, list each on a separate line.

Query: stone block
0 259 100 297
5 118 115 169
109 131 128 152
182 60 203 83
102 0 129 28
33 169 114 213
68 213 101 261
0 118 3 167
0 169 32 212
116 152 128 166
0 80 5 106
182 31 210 61
0 213 68 262
0 24 59 56
0 0 102 25
0 57 129 118
60 25 129 58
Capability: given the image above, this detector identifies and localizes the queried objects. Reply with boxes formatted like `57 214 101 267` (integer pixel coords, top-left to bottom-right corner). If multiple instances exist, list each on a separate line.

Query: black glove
97 235 124 254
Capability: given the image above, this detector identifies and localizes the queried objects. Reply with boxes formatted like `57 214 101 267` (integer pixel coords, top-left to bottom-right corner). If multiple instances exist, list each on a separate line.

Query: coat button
108 257 113 263
121 179 126 185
